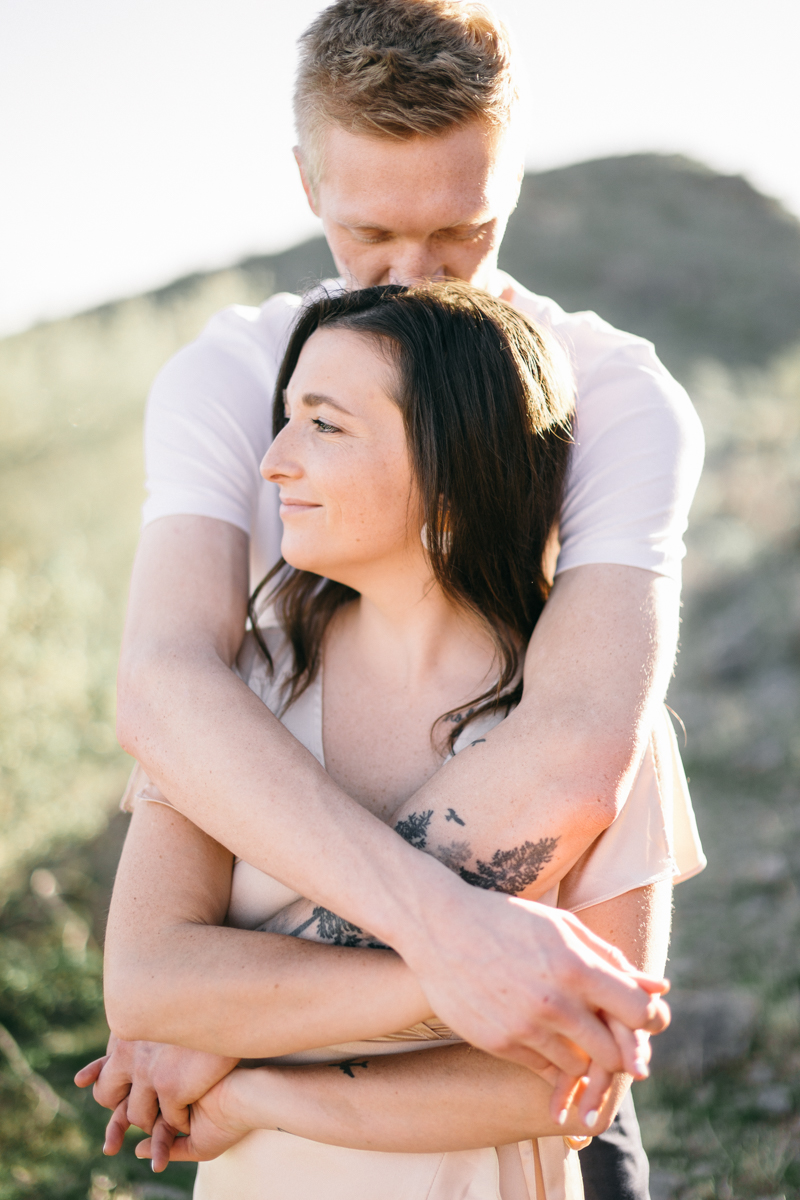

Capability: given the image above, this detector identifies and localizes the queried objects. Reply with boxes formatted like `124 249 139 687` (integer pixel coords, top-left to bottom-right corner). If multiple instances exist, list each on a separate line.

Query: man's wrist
365 842 475 972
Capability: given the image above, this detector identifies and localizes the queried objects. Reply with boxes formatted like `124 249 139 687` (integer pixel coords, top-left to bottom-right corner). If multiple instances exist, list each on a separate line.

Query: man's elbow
565 779 620 839
565 726 647 832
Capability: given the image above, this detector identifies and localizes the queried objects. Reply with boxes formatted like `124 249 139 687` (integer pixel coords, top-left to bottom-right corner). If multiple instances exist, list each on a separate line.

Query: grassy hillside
1 154 799 1199
500 154 800 374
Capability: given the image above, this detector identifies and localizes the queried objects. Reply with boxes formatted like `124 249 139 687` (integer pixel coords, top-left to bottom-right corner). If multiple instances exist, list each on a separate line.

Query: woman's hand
75 1036 239 1152
134 1070 255 1169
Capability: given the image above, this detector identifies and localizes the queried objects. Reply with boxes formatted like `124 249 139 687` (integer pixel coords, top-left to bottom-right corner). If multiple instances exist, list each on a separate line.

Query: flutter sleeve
119 761 176 813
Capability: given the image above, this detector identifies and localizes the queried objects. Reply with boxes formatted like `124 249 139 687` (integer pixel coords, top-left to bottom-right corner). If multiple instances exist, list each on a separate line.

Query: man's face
297 120 522 291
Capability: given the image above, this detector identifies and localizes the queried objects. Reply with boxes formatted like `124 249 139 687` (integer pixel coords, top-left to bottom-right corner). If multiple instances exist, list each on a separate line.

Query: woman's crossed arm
132 879 670 1168
92 797 670 1166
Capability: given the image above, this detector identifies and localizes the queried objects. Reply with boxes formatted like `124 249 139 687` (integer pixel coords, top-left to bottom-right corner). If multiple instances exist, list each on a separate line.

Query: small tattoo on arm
470 738 486 747
330 1059 369 1078
445 808 466 825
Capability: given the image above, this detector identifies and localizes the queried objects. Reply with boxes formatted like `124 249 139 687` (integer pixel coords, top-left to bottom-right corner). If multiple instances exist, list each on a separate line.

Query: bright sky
1 0 797 335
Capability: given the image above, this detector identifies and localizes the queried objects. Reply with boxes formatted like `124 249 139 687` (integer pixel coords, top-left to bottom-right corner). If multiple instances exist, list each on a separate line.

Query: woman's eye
312 417 340 434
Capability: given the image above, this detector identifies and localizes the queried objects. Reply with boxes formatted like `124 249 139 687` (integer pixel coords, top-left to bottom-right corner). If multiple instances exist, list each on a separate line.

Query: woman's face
261 326 422 588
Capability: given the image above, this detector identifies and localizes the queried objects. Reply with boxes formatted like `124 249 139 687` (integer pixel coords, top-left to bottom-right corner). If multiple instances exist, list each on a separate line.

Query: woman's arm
104 800 431 1057
143 881 671 1166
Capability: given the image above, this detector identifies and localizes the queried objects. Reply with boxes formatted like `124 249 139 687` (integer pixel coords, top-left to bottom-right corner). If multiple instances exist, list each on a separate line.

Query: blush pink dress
124 625 705 1200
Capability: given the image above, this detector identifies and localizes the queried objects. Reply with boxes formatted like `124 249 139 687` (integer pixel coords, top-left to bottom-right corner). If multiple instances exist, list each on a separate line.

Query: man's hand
74 1035 239 1157
405 889 668 1083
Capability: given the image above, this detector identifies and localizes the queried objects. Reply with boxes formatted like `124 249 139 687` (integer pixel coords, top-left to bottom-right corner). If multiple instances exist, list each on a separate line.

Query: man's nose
387 242 445 286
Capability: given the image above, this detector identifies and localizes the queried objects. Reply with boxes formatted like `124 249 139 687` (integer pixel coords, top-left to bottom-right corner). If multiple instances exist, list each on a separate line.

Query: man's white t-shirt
142 273 705 588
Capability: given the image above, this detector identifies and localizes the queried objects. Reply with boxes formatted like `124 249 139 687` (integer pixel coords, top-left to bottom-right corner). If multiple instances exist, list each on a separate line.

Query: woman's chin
281 543 341 581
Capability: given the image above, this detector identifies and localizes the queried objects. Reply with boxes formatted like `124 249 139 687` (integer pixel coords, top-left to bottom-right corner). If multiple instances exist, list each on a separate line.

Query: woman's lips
279 498 321 515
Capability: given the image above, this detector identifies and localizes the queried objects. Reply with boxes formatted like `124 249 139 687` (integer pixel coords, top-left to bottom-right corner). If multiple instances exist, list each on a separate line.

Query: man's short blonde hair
294 0 518 189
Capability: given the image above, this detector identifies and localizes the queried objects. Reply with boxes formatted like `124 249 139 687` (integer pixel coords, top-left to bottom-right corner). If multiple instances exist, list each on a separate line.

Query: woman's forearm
221 1046 626 1152
193 883 667 1153
107 924 432 1057
104 803 431 1057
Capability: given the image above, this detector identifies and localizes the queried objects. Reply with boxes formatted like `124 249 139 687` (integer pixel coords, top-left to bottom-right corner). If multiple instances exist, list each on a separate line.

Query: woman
103 283 703 1199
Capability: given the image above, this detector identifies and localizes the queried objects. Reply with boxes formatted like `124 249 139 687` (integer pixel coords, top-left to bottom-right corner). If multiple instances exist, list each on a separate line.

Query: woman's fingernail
557 1109 568 1126
151 1161 157 1173
633 1057 649 1077
584 1110 599 1129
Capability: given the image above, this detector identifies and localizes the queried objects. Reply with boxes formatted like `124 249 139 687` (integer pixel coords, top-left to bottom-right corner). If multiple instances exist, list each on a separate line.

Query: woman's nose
261 428 302 483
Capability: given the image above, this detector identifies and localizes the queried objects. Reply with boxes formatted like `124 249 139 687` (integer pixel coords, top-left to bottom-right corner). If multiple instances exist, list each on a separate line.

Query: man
86 1 704 1194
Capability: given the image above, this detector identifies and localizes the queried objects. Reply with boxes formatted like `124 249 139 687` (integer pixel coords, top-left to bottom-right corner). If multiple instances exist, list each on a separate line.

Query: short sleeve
142 293 301 534
505 280 705 583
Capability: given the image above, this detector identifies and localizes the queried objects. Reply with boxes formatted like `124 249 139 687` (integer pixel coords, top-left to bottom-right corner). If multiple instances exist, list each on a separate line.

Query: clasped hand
75 1036 242 1171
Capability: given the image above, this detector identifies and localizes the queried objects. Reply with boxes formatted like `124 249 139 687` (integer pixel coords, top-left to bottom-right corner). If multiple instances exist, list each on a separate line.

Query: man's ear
293 147 319 216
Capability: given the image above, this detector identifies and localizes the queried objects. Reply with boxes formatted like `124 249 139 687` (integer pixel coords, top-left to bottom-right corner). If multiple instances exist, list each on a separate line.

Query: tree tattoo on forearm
394 809 559 895
283 806 559 949
285 906 388 949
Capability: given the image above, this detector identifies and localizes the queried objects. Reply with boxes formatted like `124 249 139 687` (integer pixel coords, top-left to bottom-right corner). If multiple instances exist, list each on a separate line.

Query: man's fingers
497 1024 592 1078
605 1013 652 1078
640 995 671 1035
494 1039 583 1078
74 1056 108 1089
537 1000 627 1075
103 1100 131 1157
567 916 670 994
149 1115 179 1173
573 956 670 1039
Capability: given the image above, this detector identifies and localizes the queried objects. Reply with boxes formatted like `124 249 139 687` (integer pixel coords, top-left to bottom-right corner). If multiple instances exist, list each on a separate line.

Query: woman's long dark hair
249 281 574 750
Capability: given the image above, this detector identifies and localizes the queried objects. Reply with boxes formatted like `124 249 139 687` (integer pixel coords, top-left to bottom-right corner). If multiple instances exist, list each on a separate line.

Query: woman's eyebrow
302 391 354 416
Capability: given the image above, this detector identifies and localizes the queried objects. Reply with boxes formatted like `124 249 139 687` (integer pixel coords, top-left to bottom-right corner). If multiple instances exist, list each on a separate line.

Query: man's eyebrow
302 391 354 416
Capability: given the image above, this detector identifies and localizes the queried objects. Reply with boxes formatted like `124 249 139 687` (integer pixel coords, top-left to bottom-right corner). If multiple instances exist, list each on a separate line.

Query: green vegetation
1 155 799 1198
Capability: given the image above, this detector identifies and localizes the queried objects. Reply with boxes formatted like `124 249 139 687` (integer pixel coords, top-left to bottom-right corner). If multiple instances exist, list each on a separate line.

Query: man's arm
117 515 668 1078
388 562 680 899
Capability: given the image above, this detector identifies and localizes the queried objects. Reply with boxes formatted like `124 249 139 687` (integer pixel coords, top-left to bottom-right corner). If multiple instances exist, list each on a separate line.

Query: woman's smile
279 495 322 516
